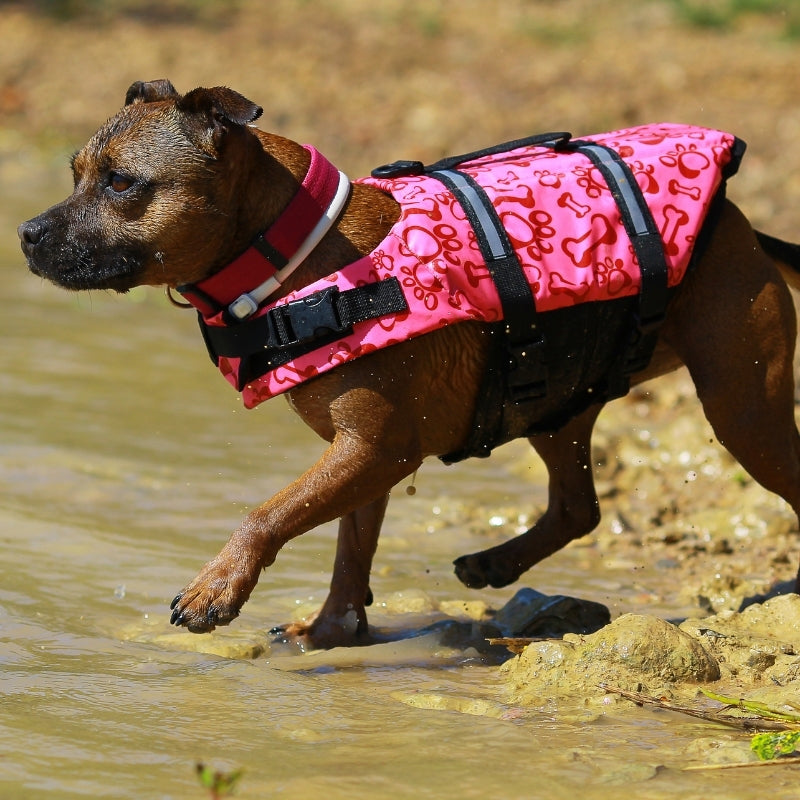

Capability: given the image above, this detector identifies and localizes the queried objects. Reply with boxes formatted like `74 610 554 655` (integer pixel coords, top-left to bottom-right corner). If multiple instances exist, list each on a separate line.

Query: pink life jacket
183 123 743 413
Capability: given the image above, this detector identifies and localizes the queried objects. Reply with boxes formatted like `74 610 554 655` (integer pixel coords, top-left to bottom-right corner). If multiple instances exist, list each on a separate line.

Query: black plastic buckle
370 160 425 179
506 338 548 403
270 287 346 346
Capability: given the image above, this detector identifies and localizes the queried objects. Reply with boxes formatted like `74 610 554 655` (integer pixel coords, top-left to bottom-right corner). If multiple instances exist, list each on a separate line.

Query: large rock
502 613 719 705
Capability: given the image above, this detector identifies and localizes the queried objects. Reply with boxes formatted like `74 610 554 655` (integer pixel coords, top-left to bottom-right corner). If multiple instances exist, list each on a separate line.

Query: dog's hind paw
453 552 518 589
453 554 490 589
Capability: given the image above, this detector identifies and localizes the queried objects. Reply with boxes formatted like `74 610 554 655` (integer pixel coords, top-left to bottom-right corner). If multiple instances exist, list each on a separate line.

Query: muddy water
2 186 799 798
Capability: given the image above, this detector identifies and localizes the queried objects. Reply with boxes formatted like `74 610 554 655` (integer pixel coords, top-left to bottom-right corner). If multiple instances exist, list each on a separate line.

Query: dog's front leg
276 493 389 648
169 424 419 635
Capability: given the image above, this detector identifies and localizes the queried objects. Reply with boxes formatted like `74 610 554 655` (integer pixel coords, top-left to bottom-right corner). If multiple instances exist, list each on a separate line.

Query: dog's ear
178 87 262 126
175 87 263 156
125 79 180 105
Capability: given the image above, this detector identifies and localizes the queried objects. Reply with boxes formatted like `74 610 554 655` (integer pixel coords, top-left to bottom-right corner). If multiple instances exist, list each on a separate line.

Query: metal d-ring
165 286 194 309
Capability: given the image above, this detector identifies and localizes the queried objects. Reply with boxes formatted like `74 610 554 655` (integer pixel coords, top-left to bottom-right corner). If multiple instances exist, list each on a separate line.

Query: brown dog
18 80 800 648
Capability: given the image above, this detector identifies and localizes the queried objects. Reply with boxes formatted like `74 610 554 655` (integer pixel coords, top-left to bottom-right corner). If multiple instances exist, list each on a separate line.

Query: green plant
670 0 800 36
751 731 800 760
196 763 244 799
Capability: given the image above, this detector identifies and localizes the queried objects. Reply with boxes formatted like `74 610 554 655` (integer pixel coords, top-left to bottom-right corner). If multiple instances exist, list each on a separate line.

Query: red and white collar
178 145 350 319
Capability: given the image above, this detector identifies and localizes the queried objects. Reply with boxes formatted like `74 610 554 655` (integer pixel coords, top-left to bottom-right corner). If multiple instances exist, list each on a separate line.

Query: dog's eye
109 172 135 193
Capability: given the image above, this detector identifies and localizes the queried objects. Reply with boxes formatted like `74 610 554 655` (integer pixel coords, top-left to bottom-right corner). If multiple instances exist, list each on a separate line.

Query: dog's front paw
169 556 258 633
169 590 240 633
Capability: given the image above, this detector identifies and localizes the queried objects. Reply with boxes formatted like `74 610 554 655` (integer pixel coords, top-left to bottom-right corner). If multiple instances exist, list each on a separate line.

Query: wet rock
438 599 491 621
691 573 753 614
565 751 662 785
680 593 800 682
502 613 719 705
582 615 719 682
415 617 506 657
382 588 437 614
151 630 270 659
391 690 511 719
683 735 756 766
724 592 800 644
493 588 611 638
391 589 614 659
120 618 271 659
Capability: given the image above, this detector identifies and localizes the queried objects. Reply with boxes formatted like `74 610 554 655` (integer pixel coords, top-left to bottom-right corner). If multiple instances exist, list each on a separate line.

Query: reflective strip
431 169 507 260
576 143 649 235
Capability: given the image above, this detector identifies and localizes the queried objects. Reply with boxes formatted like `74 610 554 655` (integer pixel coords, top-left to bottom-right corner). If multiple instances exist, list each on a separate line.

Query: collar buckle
228 293 260 320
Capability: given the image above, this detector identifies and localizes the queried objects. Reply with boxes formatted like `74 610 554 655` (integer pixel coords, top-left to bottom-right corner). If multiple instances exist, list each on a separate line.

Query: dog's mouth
26 251 141 293
21 235 143 293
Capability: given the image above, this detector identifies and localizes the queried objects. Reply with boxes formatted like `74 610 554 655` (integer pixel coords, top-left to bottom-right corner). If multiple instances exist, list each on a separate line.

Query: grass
670 0 800 36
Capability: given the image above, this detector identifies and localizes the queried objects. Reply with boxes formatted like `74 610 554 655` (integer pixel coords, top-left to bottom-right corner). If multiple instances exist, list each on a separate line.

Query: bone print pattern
213 123 739 408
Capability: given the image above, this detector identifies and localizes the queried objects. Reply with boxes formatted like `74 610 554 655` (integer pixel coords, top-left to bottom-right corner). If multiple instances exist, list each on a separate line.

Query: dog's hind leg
679 315 800 590
454 404 602 589
278 493 389 648
665 203 800 588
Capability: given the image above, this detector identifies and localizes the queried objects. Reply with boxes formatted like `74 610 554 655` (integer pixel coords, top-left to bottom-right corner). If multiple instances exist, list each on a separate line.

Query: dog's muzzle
18 213 142 292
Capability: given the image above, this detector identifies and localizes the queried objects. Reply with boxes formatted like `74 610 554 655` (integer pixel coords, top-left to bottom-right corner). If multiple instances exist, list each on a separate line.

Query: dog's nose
18 219 45 245
18 218 46 249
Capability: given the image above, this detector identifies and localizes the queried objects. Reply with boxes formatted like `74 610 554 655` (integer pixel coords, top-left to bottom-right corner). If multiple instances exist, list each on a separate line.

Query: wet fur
18 81 800 647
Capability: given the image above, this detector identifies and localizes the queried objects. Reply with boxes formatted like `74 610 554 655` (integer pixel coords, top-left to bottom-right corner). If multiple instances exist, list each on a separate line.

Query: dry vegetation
1 0 800 234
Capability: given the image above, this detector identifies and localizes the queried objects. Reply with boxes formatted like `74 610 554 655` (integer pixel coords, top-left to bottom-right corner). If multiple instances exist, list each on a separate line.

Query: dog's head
18 80 264 292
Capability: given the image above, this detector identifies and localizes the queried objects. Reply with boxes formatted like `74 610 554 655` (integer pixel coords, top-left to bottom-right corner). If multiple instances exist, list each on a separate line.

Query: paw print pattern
204 124 740 407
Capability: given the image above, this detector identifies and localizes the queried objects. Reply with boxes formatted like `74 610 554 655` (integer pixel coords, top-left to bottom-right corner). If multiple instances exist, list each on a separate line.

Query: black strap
539 138 671 398
425 132 571 173
425 134 672 405
370 132 571 180
429 167 548 402
199 277 407 389
251 234 289 269
555 139 669 331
